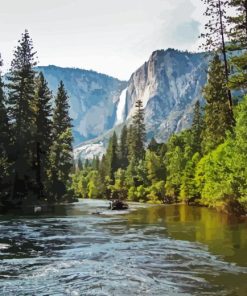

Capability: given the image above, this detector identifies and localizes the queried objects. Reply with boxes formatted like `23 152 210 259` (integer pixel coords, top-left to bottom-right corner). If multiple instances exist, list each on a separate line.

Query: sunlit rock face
37 65 127 145
121 49 208 141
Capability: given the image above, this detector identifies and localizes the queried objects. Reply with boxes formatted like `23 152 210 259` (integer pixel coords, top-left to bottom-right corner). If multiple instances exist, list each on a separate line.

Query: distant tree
147 137 159 152
130 100 146 162
48 81 73 200
77 158 83 171
191 101 204 154
118 125 129 169
165 134 186 201
7 30 37 201
106 131 119 182
92 156 100 170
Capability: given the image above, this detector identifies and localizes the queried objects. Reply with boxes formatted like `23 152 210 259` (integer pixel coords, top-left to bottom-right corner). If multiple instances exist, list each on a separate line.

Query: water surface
0 200 247 295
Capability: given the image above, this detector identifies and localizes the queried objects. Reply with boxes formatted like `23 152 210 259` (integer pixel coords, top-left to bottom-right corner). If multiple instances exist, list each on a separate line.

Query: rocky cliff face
37 66 127 145
38 49 209 159
117 49 208 141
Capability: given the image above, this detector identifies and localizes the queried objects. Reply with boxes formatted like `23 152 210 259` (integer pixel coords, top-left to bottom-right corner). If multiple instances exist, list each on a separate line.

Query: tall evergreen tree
77 158 83 171
49 81 73 200
119 125 129 169
227 0 247 90
191 101 204 154
130 100 146 162
106 131 119 182
7 30 37 201
200 0 234 114
34 72 53 199
202 55 234 154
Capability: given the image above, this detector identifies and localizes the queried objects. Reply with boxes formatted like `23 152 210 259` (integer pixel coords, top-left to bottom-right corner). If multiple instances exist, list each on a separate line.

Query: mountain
121 49 208 141
74 49 209 160
36 66 127 145
38 49 209 159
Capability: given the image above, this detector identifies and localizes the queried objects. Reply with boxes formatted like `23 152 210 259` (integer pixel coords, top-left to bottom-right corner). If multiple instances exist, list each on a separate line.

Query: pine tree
147 137 159 152
200 0 234 113
118 125 129 169
7 30 37 201
228 0 247 49
34 72 53 199
106 131 119 182
49 81 73 200
227 0 247 90
130 100 146 162
77 158 83 171
92 156 100 170
202 55 234 154
0 55 11 201
191 101 204 154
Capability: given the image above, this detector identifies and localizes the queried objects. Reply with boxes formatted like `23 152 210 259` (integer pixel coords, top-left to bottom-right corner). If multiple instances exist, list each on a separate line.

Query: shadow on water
0 200 246 296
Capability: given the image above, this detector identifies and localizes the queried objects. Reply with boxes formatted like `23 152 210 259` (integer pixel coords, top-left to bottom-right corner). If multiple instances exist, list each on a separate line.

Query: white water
116 88 127 125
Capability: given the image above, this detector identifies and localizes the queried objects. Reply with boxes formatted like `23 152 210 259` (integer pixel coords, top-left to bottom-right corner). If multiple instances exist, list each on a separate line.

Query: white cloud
0 0 204 80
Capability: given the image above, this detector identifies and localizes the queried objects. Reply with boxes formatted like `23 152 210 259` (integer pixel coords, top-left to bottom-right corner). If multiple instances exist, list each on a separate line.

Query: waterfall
116 88 127 125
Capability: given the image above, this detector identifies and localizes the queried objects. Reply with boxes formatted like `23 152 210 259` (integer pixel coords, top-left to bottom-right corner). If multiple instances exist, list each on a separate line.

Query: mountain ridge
36 48 209 159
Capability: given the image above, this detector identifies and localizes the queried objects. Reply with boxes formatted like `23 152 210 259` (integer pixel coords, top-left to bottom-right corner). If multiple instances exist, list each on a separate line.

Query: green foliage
202 55 234 154
118 125 129 169
48 82 73 201
34 72 53 198
180 153 201 203
165 134 187 200
129 100 146 162
87 170 103 199
6 30 37 200
147 181 165 204
105 131 119 182
145 150 166 183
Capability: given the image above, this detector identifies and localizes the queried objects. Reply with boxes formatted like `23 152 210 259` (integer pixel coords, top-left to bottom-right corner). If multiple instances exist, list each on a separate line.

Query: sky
0 0 205 80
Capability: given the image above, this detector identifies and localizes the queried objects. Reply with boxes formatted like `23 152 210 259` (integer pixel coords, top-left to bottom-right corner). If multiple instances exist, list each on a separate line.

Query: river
0 199 247 295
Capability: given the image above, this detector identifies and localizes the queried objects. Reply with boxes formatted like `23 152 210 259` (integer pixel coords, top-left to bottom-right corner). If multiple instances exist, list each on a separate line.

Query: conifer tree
34 72 53 199
191 101 204 154
148 137 159 152
106 131 119 182
228 0 247 48
119 125 129 169
130 100 146 162
7 30 37 201
77 158 83 171
202 55 234 154
92 156 100 170
49 81 73 200
201 0 234 113
227 0 247 90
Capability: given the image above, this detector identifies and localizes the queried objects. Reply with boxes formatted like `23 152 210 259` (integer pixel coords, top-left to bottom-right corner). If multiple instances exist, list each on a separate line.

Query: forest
0 31 74 208
71 0 247 215
0 0 247 215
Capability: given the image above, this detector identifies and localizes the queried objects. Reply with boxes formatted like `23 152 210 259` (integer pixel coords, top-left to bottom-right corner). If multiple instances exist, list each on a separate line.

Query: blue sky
0 0 205 80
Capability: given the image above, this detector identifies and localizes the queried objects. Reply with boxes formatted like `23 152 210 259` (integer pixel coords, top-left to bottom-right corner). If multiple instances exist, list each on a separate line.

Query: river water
0 199 247 296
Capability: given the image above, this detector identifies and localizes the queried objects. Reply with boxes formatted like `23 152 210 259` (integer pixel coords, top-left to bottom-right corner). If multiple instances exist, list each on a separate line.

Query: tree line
0 30 74 208
71 0 247 215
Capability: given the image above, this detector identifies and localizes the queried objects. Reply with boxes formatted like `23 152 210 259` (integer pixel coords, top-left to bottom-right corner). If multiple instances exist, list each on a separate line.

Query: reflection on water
0 200 246 296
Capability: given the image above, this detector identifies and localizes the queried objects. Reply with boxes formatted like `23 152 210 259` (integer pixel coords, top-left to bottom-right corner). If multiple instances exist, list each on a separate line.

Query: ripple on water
0 200 246 296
